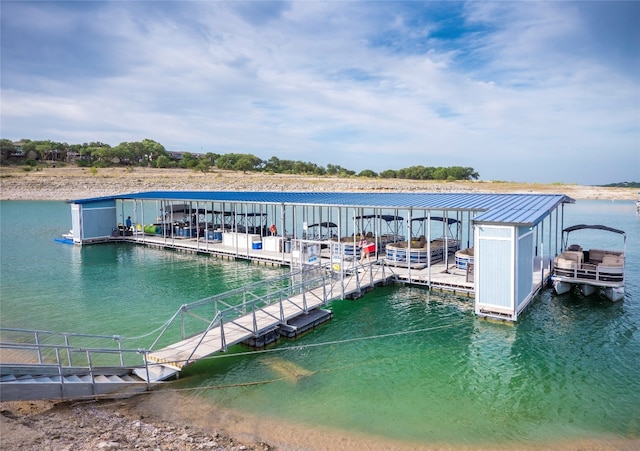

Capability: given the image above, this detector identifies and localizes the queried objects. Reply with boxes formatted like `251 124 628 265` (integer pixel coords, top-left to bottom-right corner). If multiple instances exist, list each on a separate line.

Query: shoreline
1 166 637 201
2 391 638 451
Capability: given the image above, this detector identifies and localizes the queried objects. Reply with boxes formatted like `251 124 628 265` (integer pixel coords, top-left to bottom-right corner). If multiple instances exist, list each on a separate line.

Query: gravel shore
1 166 637 201
0 398 269 451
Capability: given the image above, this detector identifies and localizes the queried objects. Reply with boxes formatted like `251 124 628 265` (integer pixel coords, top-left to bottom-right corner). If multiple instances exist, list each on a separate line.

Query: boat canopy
161 204 191 213
410 216 460 225
308 222 338 229
354 214 404 222
562 224 626 249
162 205 212 216
563 224 625 237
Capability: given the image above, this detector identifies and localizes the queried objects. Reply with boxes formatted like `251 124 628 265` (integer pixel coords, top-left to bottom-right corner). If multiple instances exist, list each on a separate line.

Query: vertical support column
427 210 431 285
87 350 96 395
56 347 66 399
64 334 73 366
407 208 413 282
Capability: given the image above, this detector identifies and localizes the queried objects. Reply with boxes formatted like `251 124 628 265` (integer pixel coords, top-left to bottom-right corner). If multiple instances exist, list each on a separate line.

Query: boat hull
553 278 625 302
553 279 572 295
579 283 597 297
604 286 624 302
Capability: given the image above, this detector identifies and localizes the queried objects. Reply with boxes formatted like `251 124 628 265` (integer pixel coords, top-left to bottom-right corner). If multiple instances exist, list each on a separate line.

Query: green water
1 200 639 447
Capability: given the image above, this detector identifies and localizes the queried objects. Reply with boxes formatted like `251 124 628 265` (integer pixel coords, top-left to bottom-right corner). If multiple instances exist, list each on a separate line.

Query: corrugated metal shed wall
79 200 117 240
516 227 534 310
476 226 513 310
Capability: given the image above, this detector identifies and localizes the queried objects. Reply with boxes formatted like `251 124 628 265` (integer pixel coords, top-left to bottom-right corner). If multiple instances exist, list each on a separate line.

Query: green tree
141 139 167 164
0 139 16 163
264 156 280 172
234 154 262 173
214 153 241 170
195 160 211 173
179 152 199 169
358 169 378 178
155 155 171 168
204 152 219 166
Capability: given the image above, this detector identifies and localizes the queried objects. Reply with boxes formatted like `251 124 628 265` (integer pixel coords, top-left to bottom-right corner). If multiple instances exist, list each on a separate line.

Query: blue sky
1 1 638 185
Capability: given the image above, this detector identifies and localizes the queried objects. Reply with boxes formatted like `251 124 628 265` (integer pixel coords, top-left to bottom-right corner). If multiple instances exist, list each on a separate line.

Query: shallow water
1 199 638 447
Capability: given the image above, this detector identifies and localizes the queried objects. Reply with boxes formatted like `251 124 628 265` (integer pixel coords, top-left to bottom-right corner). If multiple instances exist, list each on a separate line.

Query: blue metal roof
72 191 574 227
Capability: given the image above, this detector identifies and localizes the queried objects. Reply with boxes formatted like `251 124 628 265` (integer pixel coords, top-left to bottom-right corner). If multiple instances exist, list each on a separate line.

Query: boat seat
560 250 584 265
601 255 623 267
567 244 582 251
555 256 577 270
589 249 606 264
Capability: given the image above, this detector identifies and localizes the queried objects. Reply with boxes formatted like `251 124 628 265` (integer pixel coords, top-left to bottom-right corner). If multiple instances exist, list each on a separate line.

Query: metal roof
72 191 574 227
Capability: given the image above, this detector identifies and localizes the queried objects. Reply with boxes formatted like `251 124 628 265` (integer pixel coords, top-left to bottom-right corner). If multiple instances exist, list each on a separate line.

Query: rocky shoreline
1 166 637 201
0 398 270 451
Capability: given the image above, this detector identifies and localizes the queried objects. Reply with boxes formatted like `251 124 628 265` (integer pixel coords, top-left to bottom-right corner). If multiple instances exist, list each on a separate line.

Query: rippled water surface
1 199 638 447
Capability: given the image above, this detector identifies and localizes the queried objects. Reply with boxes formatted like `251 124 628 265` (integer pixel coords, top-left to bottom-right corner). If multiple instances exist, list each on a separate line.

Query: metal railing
146 268 332 357
0 328 136 367
325 260 395 300
553 263 624 284
0 329 155 392
2 263 395 381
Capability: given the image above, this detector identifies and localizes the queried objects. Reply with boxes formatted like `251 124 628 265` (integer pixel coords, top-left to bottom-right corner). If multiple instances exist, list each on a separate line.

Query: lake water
1 199 638 448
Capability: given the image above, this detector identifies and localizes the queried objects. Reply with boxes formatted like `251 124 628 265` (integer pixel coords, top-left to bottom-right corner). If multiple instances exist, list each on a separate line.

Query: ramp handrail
325 260 394 299
146 269 332 360
0 327 132 367
0 336 155 391
146 269 304 350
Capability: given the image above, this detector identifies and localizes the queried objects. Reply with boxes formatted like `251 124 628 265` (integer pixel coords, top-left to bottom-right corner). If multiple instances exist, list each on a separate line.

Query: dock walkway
143 263 393 375
121 233 475 291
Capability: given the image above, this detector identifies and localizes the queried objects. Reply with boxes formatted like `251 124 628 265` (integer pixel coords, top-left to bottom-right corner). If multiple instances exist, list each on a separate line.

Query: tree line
0 138 479 181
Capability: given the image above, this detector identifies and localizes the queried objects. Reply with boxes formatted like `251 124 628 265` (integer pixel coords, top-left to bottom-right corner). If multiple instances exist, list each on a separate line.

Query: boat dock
3 190 573 401
65 190 573 321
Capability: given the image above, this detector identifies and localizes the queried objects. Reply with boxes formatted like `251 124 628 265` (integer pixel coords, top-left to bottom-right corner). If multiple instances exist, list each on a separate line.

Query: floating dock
65 191 573 321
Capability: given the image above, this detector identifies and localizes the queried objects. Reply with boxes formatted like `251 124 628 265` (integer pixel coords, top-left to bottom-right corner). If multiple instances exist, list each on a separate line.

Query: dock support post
56 348 66 399
34 331 43 364
87 350 96 395
142 351 151 390
64 334 73 366
220 322 227 352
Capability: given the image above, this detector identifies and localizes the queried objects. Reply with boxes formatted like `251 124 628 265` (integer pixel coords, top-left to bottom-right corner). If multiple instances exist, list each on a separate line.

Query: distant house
168 151 185 161
12 141 25 156
2 141 27 163
66 151 81 163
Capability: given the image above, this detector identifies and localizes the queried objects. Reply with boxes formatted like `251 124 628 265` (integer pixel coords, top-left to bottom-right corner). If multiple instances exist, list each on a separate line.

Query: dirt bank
2 392 638 451
0 397 269 451
1 166 636 201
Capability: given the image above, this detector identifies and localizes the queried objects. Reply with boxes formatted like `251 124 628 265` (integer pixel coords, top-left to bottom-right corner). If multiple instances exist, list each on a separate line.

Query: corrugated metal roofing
72 191 574 227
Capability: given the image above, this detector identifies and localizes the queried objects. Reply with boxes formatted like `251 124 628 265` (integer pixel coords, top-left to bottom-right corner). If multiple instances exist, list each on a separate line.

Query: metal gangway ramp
0 328 156 402
143 263 393 374
1 263 394 400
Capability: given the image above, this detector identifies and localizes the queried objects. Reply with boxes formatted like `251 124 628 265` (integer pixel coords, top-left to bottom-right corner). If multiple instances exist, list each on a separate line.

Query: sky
1 1 638 185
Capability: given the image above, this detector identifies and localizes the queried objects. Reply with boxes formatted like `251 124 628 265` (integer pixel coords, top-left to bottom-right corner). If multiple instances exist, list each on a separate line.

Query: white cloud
1 1 638 184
